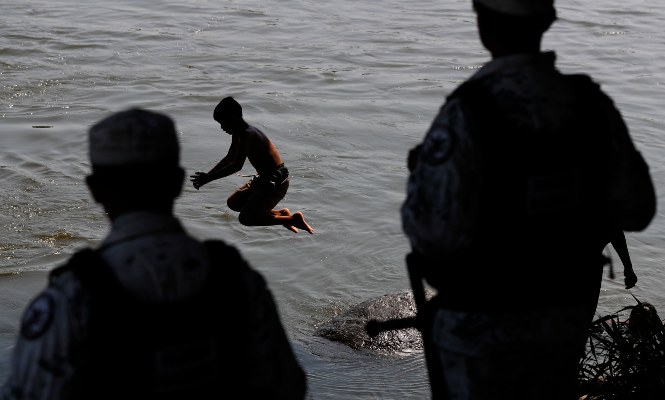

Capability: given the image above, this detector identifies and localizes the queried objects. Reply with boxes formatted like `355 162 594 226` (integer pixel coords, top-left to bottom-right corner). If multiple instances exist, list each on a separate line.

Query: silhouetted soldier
1 108 307 400
401 0 656 398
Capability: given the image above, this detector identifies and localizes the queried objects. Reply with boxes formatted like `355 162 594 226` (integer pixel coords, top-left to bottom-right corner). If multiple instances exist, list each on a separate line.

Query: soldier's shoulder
19 251 93 341
50 248 94 276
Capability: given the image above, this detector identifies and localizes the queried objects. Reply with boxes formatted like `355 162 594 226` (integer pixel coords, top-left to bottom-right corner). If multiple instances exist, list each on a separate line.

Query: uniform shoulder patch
421 122 456 165
21 292 55 340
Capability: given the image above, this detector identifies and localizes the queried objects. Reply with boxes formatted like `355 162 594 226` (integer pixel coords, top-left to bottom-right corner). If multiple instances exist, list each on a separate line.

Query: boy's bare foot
291 212 314 234
279 209 299 233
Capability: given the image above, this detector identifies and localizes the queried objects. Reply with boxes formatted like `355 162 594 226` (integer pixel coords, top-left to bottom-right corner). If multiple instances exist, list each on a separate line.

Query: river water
2 1 664 398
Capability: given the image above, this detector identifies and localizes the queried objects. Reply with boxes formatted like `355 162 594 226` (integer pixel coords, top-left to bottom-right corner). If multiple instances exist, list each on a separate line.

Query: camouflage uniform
401 51 656 399
0 212 307 399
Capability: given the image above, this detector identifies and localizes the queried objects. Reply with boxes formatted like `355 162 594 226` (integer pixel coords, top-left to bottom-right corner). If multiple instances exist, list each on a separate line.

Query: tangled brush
578 296 665 399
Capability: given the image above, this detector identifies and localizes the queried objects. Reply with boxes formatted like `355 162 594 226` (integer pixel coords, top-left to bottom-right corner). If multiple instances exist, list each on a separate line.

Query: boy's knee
227 198 242 212
238 212 255 227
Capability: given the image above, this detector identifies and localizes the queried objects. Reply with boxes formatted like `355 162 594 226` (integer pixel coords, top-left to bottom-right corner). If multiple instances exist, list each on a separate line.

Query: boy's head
213 96 246 134
214 96 242 123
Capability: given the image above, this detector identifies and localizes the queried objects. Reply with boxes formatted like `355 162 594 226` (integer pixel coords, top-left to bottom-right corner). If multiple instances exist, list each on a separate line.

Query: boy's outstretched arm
190 159 243 189
190 134 246 189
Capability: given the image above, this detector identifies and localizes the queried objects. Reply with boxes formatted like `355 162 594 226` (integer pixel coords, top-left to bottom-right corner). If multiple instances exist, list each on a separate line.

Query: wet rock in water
315 289 436 353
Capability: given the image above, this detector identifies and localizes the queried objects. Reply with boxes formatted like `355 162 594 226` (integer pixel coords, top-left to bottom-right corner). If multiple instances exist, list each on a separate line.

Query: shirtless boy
190 97 314 234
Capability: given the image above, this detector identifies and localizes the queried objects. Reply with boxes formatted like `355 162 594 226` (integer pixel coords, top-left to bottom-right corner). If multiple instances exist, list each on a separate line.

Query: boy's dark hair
214 96 242 122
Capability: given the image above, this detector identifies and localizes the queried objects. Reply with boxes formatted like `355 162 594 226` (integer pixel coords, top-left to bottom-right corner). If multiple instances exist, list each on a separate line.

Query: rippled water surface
2 1 665 398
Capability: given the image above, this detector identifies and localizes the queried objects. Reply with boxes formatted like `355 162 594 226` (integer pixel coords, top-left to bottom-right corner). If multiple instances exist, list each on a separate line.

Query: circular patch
21 293 55 340
422 123 456 165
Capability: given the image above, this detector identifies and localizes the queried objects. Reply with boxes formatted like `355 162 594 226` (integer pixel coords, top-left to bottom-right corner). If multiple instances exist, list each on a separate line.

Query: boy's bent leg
238 179 297 229
274 209 298 233
227 180 254 212
290 212 314 234
238 208 313 234
237 178 313 234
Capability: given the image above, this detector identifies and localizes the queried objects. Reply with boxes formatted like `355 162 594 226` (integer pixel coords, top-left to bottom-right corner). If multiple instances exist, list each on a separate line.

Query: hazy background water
1 0 664 398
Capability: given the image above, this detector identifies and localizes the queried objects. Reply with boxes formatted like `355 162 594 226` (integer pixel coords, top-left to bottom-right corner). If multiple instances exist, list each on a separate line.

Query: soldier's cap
474 0 555 16
89 108 180 167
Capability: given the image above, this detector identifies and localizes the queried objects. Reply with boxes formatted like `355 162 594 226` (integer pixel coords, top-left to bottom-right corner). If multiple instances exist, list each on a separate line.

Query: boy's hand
190 172 209 190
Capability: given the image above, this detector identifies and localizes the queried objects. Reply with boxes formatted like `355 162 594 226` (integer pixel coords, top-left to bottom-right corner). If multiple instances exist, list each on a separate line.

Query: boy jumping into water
190 97 314 234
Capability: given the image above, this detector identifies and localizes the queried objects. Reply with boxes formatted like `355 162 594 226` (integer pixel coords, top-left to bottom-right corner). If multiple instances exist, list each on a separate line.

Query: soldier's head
472 0 556 57
86 108 184 219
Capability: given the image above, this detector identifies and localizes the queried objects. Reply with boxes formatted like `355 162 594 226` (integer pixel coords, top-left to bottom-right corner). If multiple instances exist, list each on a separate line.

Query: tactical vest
50 240 254 400
424 74 611 311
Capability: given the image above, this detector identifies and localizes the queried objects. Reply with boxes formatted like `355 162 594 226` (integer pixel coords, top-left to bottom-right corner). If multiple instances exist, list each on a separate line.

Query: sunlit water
2 1 665 398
